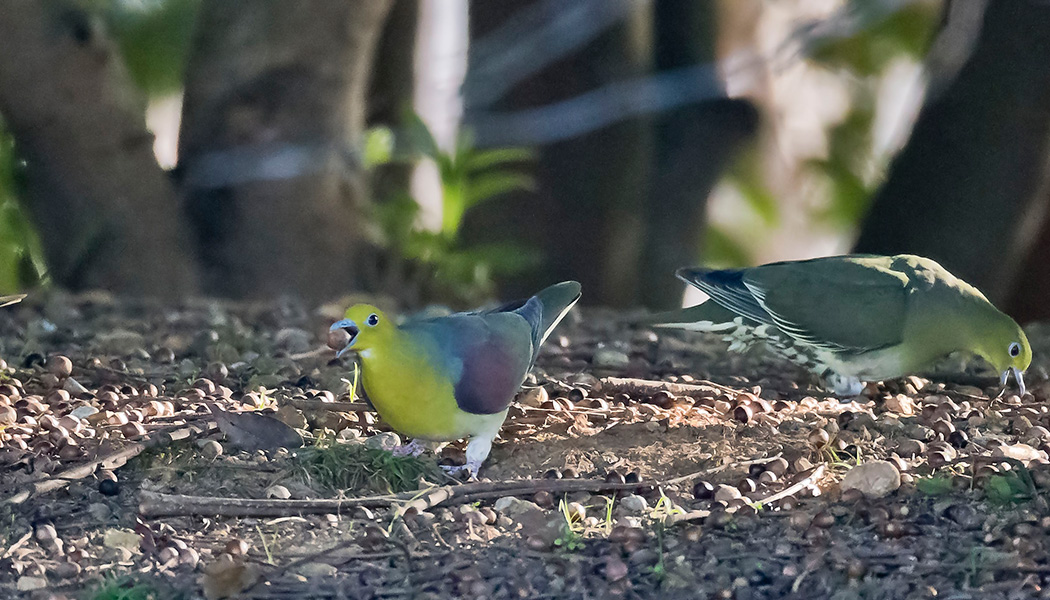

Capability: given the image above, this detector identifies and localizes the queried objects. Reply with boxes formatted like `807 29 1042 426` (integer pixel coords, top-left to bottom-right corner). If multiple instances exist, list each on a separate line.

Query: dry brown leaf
200 555 260 600
207 403 303 452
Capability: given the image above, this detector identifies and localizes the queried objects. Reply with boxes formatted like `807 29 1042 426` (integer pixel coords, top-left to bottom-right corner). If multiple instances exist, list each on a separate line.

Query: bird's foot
440 460 481 481
391 439 427 458
824 372 865 400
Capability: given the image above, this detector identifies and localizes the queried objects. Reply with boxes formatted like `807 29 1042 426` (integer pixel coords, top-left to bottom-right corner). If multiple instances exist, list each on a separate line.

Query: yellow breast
357 342 472 441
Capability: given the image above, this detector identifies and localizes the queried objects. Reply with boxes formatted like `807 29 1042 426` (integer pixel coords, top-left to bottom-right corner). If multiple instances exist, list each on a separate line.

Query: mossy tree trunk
178 0 392 300
854 1 1050 311
641 0 757 309
0 0 197 296
463 1 754 308
463 0 654 307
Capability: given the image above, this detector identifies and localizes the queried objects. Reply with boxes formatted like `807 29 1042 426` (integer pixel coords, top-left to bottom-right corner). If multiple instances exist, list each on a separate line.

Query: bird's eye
367 313 379 327
1009 342 1021 357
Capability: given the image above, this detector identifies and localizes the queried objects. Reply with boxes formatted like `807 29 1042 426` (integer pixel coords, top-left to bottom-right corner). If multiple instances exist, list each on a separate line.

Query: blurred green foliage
702 0 939 268
97 0 201 97
0 123 47 294
369 114 540 305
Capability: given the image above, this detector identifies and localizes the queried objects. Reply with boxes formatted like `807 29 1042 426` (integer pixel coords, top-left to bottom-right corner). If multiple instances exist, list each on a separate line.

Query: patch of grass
984 472 1031 505
916 475 954 496
553 498 585 553
124 443 205 485
296 437 443 494
85 575 164 600
0 503 20 546
649 521 667 581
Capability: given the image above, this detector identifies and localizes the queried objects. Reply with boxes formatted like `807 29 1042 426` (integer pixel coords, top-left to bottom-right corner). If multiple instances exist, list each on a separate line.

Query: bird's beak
1000 367 1027 397
329 319 360 358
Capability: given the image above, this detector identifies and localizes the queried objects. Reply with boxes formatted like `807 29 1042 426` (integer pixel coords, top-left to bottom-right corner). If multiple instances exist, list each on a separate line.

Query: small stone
52 560 81 579
87 503 111 521
494 497 543 518
17 576 47 591
102 528 141 553
266 485 291 499
565 502 586 522
69 405 98 420
884 394 915 416
275 328 313 354
48 356 73 379
275 405 308 429
517 387 548 408
326 327 351 351
840 461 901 499
619 494 649 514
200 440 223 459
714 485 742 503
992 443 1048 465
95 329 146 355
295 562 338 578
365 432 402 452
593 347 630 370
896 439 925 458
604 556 629 582
99 479 120 496
62 378 90 397
336 429 362 443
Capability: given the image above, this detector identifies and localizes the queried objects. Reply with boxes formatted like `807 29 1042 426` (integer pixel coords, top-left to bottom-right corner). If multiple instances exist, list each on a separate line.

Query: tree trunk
854 1 1050 307
178 0 391 301
0 1 197 295
367 0 418 203
463 0 654 307
641 1 757 309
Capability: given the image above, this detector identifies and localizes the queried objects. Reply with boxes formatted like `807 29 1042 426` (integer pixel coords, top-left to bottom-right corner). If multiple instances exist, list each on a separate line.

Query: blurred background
0 0 1048 320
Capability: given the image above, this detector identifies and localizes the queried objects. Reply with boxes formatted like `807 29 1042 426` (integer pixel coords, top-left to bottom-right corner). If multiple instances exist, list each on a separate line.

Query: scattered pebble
365 432 402 452
619 494 649 514
840 461 902 499
266 484 291 499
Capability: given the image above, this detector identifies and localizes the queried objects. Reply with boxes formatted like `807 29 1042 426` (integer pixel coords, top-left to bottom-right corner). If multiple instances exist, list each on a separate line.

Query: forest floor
3 293 1050 599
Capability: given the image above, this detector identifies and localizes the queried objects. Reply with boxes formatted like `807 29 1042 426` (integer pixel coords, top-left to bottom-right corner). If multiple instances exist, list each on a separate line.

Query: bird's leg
441 425 501 480
392 439 446 457
824 371 864 398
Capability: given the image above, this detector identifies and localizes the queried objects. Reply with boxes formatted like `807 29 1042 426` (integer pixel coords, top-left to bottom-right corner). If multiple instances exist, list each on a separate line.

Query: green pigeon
330 282 581 478
645 254 1031 397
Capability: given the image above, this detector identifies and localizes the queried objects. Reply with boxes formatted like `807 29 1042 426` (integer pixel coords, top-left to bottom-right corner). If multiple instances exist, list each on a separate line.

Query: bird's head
975 314 1031 396
329 304 394 358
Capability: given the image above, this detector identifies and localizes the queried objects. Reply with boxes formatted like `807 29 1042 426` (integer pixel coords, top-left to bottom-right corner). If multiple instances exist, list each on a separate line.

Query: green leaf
106 0 201 97
808 158 873 226
916 475 953 496
985 473 1030 505
700 226 752 268
403 112 441 159
372 192 420 248
363 126 395 168
464 172 534 209
456 242 543 275
726 150 780 227
463 146 534 173
806 3 938 76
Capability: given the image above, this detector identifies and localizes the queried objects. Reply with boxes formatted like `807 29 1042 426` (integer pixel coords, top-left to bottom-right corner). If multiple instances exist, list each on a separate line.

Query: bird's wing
408 313 533 415
740 256 911 354
470 281 581 345
676 267 774 327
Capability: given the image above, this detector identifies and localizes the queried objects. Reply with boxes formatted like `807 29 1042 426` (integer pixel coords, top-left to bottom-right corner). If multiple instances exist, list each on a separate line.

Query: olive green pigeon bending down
645 254 1031 397
330 282 581 478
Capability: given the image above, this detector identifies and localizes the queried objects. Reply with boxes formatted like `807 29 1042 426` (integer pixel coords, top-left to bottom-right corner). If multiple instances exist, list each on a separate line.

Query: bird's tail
531 281 582 344
635 301 740 332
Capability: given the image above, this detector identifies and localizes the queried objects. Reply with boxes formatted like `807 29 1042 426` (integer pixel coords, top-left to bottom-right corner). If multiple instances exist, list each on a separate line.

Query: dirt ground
3 292 1050 599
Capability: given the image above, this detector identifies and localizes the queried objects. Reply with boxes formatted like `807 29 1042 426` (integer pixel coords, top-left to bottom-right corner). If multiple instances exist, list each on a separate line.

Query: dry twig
3 421 215 505
598 376 741 400
139 469 721 518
